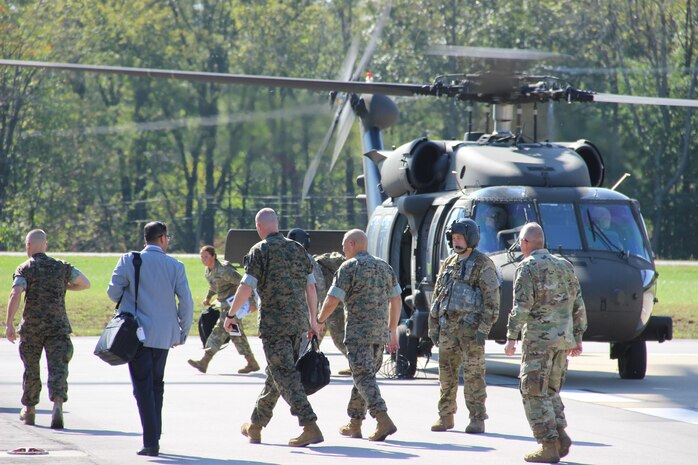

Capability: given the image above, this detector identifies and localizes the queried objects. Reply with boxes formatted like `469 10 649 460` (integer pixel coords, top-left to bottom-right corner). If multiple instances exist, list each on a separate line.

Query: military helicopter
2 44 695 381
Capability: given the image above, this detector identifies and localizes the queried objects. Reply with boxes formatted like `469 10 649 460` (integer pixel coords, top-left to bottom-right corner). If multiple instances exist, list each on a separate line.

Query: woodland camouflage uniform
328 250 401 420
242 232 317 427
507 248 587 443
203 259 253 357
314 252 347 356
429 249 500 423
13 254 80 407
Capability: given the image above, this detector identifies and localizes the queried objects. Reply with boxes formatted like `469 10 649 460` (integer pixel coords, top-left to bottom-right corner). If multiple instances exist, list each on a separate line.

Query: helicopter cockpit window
474 202 536 253
580 204 651 260
539 203 583 250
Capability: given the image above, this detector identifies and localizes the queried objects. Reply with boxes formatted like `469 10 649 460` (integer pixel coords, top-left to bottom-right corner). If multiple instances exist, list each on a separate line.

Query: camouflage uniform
12 253 81 406
203 259 253 357
507 249 587 442
428 250 500 422
328 251 401 420
315 252 347 356
241 232 317 426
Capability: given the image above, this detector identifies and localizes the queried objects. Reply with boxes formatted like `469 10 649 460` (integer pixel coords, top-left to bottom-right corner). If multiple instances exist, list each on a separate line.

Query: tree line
1 1 696 258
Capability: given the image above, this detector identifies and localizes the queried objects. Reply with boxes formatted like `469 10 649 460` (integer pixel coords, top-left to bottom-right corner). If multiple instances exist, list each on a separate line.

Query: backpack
314 252 346 287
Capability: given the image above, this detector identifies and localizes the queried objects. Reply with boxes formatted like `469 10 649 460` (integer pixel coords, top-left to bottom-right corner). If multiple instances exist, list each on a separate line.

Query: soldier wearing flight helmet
428 218 500 434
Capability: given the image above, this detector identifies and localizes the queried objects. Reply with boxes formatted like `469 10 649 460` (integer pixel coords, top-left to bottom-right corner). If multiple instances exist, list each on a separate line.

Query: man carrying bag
107 221 194 457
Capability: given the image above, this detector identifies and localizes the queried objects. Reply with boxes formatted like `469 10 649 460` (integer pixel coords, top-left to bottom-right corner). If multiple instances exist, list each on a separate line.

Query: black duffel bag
94 252 142 366
296 335 331 395
94 312 140 365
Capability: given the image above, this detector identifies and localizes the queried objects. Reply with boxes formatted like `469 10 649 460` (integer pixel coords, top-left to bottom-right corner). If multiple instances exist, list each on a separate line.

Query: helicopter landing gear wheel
395 324 418 379
613 341 647 379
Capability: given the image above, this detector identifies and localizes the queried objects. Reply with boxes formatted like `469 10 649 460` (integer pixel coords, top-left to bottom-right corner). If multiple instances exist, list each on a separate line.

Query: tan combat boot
238 355 260 374
431 414 454 432
465 418 485 434
188 352 213 373
524 439 560 463
288 421 324 447
557 427 572 458
19 406 35 426
368 411 397 441
337 368 352 376
240 422 262 444
339 418 363 438
51 398 64 429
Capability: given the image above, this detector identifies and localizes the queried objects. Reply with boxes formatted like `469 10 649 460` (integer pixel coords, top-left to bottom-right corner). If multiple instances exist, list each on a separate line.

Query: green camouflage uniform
12 253 81 406
507 248 587 442
203 259 253 357
241 232 317 427
428 250 500 421
328 250 401 420
314 252 347 356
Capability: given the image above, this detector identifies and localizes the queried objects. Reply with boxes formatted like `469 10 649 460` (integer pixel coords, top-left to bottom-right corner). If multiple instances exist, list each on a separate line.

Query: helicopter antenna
467 103 473 134
611 172 631 191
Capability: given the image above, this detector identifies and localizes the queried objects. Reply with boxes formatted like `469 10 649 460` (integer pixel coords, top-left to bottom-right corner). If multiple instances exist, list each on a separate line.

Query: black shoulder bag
295 335 331 395
94 252 142 366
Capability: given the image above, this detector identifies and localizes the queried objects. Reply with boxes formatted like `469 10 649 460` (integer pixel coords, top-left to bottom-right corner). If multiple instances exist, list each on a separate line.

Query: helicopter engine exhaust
376 138 450 198
566 140 605 187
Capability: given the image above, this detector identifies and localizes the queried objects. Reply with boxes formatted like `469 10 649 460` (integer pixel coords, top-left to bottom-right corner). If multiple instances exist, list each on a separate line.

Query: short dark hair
200 245 216 257
144 221 168 244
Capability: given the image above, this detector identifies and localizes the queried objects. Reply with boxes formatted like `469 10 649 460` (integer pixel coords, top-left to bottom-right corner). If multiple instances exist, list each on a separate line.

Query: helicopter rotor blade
338 37 360 83
329 103 356 171
302 122 337 200
425 45 566 62
592 93 698 108
0 59 423 97
352 1 392 80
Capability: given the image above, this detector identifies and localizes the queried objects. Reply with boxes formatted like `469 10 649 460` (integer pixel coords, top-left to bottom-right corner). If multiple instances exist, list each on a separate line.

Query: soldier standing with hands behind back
504 222 586 463
224 208 323 447
429 218 500 434
316 229 402 441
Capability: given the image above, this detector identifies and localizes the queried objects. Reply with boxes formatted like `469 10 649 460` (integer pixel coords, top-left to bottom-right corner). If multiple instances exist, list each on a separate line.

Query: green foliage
0 0 696 258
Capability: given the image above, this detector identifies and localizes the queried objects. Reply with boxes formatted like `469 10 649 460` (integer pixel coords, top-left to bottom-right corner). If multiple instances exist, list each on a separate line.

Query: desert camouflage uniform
507 248 587 442
12 253 82 406
315 252 347 356
203 259 253 357
328 250 401 420
428 250 500 422
241 232 317 427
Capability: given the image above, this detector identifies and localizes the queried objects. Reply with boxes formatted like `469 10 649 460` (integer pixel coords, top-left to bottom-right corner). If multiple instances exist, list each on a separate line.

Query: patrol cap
446 218 480 249
287 228 311 250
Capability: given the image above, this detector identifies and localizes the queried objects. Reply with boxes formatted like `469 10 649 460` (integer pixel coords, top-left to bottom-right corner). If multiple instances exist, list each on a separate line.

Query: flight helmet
446 218 480 249
287 228 311 250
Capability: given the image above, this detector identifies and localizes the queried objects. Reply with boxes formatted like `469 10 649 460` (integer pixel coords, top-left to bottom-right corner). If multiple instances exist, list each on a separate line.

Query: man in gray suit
107 221 193 457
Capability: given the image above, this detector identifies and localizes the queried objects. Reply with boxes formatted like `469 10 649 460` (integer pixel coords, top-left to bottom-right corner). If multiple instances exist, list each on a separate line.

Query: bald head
342 229 368 258
26 229 48 257
255 208 279 239
520 222 545 251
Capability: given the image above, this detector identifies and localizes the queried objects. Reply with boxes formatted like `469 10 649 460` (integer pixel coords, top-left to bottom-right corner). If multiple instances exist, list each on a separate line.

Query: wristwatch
226 313 236 319
316 316 326 325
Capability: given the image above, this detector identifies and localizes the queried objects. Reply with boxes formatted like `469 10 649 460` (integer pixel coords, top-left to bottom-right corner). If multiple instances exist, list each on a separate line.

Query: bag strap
132 252 142 314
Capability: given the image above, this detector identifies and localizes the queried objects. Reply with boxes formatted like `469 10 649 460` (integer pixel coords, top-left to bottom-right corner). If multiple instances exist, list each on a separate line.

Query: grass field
0 255 696 339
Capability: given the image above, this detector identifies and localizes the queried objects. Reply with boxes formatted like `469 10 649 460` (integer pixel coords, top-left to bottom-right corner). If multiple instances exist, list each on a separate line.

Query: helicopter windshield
539 203 583 250
580 203 651 260
474 202 537 253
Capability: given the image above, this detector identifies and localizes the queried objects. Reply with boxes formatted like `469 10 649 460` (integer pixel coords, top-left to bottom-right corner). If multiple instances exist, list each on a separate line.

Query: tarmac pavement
1 336 697 464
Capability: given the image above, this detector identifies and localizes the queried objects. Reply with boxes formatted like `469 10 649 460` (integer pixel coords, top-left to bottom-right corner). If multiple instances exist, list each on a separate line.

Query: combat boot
368 411 397 441
51 399 64 429
337 368 352 376
19 406 35 426
288 421 324 447
465 418 485 434
238 355 260 374
339 418 363 438
431 414 454 432
524 439 560 463
188 352 213 373
240 422 262 444
557 427 572 458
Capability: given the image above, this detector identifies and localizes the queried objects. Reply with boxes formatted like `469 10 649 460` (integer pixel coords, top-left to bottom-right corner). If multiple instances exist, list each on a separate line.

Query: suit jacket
107 245 194 349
